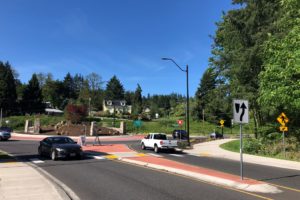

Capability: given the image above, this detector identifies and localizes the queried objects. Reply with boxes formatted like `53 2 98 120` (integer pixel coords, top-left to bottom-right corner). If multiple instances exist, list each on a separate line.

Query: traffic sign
277 112 289 126
279 126 288 132
133 120 142 128
220 119 225 127
233 100 249 124
177 120 184 126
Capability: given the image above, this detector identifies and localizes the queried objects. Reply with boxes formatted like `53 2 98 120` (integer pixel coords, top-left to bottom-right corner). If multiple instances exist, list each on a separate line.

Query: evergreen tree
0 61 17 115
21 74 44 114
193 67 217 120
132 84 143 115
63 73 76 100
105 75 125 100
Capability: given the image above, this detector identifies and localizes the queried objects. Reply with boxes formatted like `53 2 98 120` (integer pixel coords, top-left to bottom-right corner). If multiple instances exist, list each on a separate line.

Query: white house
103 100 132 114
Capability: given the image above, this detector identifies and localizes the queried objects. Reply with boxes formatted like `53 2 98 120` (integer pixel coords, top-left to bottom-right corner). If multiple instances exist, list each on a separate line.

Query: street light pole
186 64 190 146
162 58 190 146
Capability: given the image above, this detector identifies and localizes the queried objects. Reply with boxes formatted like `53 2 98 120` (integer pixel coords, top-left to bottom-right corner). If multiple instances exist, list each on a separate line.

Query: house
103 100 132 114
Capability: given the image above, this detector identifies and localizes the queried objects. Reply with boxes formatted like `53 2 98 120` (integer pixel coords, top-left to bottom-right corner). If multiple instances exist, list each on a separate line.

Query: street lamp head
161 57 171 61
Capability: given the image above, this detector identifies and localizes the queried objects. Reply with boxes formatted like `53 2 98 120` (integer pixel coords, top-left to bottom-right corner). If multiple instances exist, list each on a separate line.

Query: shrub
65 104 87 124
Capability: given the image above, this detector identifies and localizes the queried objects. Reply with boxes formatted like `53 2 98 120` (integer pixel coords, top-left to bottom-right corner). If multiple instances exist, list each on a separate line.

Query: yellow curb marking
136 153 147 157
199 152 210 157
105 155 118 160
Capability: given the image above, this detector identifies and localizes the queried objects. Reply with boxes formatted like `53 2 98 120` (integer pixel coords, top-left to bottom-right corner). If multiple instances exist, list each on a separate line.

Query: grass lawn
220 139 240 153
220 139 300 162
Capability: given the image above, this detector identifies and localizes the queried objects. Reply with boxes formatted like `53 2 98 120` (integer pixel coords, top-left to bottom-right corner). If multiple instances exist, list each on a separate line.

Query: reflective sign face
177 120 183 125
277 112 289 126
233 100 249 124
280 126 288 132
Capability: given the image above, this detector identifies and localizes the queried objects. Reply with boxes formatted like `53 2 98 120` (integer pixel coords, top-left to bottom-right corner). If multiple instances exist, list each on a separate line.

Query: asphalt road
1 139 300 200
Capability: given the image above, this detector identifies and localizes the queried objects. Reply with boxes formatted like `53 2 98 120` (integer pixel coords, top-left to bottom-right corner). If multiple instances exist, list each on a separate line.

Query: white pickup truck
141 133 178 153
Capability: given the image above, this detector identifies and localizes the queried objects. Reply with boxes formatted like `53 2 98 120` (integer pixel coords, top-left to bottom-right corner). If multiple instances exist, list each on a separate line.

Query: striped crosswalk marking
169 154 184 157
30 158 45 164
92 156 106 160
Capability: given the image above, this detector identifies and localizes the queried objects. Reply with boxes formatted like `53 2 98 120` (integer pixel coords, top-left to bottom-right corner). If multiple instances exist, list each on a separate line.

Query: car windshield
50 137 75 144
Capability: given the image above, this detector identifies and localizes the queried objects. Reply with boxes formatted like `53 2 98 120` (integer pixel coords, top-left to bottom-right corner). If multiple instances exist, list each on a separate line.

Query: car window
51 137 74 144
154 134 167 140
0 127 12 132
145 135 150 139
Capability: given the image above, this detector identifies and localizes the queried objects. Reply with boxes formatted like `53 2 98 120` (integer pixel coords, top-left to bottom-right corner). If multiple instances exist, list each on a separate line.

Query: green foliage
132 84 143 115
0 61 17 115
259 0 300 126
105 75 125 100
21 74 44 114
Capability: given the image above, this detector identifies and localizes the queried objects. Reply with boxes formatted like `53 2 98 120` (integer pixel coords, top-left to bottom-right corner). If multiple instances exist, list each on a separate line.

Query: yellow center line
268 183 300 193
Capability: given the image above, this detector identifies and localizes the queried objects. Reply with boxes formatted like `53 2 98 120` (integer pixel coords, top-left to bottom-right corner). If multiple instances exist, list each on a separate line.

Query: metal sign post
277 112 288 159
233 99 249 180
282 131 286 158
240 124 243 180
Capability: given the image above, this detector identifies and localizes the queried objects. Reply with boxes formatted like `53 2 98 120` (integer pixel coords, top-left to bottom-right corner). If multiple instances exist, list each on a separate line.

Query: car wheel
154 144 159 153
141 143 146 150
51 150 57 161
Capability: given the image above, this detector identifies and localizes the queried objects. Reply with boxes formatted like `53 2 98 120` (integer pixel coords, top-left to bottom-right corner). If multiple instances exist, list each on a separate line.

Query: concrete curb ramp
119 157 282 194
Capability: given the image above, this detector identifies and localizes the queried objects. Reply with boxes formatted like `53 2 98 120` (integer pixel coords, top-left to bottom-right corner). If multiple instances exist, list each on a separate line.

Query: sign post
220 119 225 136
233 99 249 180
277 112 289 158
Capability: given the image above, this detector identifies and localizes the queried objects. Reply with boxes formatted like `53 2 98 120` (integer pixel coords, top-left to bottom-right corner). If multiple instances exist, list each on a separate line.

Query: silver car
0 127 12 141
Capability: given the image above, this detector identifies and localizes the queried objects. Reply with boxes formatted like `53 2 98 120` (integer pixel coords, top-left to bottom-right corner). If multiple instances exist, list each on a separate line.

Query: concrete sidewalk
184 139 300 171
0 160 69 200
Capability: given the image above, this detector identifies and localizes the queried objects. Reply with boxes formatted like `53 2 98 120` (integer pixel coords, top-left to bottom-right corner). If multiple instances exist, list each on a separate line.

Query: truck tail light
160 141 163 145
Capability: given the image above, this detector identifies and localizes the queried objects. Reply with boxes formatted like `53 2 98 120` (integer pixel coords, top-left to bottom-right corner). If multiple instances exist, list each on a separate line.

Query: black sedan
38 136 83 160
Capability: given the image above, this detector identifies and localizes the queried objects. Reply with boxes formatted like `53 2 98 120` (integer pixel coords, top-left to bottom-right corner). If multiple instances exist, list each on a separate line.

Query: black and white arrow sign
233 100 249 124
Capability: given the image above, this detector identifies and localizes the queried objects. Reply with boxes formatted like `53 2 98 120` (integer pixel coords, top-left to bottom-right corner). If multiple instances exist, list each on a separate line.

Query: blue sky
0 0 236 96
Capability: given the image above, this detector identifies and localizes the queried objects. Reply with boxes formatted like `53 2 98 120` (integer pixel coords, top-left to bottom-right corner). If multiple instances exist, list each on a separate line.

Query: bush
243 138 262 154
65 104 87 124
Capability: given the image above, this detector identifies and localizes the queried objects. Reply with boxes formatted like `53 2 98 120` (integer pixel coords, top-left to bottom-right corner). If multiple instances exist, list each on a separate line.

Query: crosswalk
29 158 45 164
29 153 186 164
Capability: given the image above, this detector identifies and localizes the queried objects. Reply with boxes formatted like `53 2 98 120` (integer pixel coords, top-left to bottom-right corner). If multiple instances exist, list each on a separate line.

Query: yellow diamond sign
279 126 288 132
277 112 289 126
220 120 225 125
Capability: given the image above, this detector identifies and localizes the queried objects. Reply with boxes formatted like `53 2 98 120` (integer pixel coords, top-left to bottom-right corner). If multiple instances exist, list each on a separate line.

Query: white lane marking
147 153 163 157
92 156 106 160
30 158 45 164
169 154 184 157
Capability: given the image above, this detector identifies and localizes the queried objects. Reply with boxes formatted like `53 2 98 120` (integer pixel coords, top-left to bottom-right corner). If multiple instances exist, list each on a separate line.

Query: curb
118 157 282 194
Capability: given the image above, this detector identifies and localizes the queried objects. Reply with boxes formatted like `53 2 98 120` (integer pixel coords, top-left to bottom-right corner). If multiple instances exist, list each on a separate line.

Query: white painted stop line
169 154 184 157
30 158 45 164
90 156 106 160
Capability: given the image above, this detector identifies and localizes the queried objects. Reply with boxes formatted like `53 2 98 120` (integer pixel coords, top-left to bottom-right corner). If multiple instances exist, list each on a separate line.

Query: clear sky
0 0 236 96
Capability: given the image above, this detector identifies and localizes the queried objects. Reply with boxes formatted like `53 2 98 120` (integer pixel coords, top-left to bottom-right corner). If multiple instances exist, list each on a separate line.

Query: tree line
0 62 185 118
194 0 300 138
